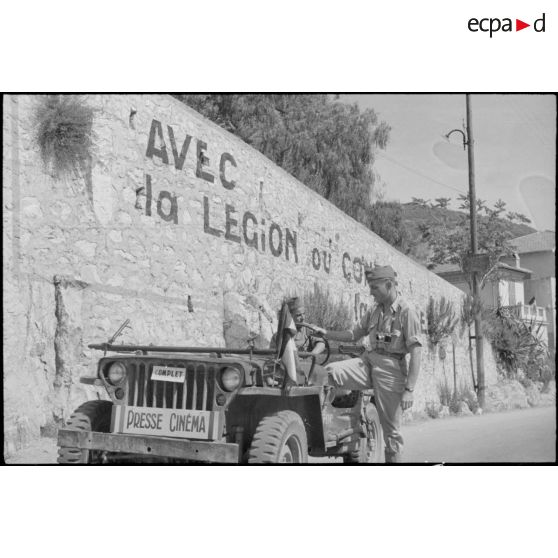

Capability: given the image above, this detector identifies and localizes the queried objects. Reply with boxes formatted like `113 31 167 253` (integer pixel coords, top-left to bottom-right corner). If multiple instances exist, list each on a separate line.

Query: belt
368 349 405 361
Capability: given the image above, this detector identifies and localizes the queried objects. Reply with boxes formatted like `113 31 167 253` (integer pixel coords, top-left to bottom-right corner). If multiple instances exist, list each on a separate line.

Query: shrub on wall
483 306 551 383
300 283 353 331
437 377 478 415
35 95 93 177
426 296 459 347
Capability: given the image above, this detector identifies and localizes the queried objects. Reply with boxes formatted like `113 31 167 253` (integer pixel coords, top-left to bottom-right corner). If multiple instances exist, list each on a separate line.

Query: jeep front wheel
248 410 308 464
57 400 113 464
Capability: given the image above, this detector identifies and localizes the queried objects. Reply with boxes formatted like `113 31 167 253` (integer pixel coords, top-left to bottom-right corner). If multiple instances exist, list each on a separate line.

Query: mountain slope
401 203 536 239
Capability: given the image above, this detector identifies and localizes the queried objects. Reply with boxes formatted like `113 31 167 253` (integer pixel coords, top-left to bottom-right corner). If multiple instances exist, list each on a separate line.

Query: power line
376 152 467 195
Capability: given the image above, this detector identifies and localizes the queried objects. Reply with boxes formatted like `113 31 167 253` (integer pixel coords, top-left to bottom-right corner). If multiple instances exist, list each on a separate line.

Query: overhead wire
374 96 554 217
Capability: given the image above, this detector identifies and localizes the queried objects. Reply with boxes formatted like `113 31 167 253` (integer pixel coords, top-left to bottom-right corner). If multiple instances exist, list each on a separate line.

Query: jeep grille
126 361 216 411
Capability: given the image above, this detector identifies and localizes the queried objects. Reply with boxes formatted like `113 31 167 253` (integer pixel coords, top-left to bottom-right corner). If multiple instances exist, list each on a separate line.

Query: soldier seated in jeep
269 297 326 382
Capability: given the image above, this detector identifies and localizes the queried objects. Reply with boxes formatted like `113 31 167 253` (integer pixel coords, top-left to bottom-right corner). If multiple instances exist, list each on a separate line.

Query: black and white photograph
1 4 556 558
3 93 555 465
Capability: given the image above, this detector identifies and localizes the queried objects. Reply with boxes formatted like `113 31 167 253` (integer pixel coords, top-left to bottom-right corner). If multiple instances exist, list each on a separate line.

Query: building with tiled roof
433 255 532 310
434 250 552 353
511 231 555 254
511 231 555 355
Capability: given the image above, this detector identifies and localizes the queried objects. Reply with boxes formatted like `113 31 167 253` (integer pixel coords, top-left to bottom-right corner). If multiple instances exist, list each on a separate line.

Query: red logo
516 19 530 31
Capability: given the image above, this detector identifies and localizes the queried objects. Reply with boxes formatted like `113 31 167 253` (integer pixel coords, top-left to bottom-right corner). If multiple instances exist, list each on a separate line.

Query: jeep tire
344 403 383 464
248 410 308 463
57 400 113 464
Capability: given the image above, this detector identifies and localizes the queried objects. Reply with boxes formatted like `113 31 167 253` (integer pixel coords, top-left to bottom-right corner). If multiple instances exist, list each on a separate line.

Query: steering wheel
300 323 330 366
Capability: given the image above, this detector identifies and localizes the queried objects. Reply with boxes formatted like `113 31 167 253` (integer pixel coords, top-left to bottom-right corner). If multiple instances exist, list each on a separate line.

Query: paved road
403 406 556 463
5 406 555 464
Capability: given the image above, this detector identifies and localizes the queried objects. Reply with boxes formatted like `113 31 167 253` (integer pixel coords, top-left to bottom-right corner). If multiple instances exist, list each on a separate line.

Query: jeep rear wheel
57 400 113 464
344 403 383 464
248 410 308 464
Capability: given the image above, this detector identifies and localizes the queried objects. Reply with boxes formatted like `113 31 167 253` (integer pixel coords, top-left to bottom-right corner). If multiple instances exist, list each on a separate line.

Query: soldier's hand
401 390 414 411
309 325 327 337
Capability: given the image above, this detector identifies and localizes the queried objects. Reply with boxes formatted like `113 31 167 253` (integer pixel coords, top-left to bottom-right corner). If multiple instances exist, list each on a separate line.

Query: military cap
287 297 305 314
364 265 397 281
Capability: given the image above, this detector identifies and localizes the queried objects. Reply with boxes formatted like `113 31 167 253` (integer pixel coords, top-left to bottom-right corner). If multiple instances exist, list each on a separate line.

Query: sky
341 94 556 232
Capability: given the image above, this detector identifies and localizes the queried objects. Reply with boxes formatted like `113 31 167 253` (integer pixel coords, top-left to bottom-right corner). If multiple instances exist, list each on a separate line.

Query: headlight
220 367 242 391
107 362 127 385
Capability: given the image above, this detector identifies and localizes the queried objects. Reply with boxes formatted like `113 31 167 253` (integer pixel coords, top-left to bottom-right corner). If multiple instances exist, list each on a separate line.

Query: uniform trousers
325 352 407 457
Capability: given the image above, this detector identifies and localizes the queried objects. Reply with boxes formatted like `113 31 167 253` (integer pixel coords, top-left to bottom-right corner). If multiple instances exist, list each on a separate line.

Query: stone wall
2 94 500 455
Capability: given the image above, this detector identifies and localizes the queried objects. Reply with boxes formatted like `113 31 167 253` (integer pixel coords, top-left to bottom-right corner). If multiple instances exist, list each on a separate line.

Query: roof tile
511 231 555 254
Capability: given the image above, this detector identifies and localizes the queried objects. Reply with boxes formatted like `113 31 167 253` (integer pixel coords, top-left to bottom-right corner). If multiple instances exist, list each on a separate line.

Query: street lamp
444 128 468 150
444 95 486 408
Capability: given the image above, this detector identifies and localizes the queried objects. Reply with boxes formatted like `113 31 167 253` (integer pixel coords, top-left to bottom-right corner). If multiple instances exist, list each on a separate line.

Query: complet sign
151 365 186 383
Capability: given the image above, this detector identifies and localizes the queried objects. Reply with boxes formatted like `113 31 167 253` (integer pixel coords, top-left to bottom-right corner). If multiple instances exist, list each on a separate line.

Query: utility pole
465 94 486 409
445 95 486 408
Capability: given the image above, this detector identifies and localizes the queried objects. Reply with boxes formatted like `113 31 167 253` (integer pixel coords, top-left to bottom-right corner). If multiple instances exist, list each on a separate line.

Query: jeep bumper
58 429 240 463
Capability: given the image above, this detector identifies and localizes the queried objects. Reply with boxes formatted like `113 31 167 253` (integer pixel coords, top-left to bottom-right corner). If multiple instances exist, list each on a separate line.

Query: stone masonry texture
2 94 499 455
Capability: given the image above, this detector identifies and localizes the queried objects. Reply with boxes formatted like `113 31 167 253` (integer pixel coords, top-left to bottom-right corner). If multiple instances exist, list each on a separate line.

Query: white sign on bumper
112 406 221 440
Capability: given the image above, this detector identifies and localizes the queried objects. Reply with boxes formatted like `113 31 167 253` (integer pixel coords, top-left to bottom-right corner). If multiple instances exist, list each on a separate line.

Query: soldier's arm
315 308 371 342
402 306 423 390
322 329 354 342
309 337 326 355
406 344 422 390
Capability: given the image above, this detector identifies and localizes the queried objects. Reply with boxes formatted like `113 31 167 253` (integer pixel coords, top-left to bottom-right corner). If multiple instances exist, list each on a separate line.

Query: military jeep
57 314 383 464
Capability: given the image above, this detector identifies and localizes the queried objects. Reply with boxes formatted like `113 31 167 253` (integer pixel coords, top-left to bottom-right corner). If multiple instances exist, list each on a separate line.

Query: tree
411 197 431 207
433 197 451 209
506 211 531 224
457 193 488 213
421 195 531 288
484 306 551 382
368 200 431 265
173 94 390 227
369 201 412 252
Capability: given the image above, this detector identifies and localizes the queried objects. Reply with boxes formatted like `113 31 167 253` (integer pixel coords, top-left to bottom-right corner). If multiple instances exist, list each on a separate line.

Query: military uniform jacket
352 296 423 357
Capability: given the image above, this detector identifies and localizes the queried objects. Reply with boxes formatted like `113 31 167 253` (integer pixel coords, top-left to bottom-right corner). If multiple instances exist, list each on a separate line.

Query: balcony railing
501 304 547 323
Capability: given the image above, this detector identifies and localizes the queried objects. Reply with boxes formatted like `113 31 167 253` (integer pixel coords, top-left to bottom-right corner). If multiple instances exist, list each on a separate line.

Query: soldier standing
311 265 423 463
